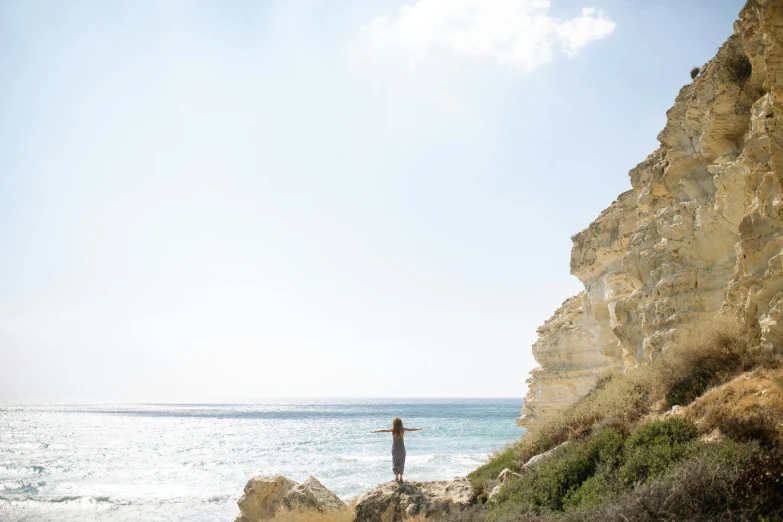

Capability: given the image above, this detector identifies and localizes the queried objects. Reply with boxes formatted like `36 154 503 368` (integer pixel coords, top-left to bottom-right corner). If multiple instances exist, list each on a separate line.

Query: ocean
0 399 524 522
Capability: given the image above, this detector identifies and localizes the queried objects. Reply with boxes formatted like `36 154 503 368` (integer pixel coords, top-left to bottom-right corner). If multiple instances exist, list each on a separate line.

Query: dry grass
684 368 783 447
649 314 759 402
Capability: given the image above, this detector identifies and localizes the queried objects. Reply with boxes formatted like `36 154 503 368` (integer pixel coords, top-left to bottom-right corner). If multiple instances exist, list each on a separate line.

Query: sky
0 0 744 402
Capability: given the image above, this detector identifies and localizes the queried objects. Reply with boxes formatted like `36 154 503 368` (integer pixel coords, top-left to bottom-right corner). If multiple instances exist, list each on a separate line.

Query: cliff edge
520 0 783 428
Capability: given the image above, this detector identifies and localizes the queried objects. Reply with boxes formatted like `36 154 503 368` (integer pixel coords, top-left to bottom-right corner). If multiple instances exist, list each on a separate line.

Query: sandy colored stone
283 476 346 512
521 1 783 429
488 468 523 500
236 475 297 522
353 477 477 522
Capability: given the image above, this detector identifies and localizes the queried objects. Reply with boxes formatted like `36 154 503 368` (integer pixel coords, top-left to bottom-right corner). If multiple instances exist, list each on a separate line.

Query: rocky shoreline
233 446 567 522
234 474 483 522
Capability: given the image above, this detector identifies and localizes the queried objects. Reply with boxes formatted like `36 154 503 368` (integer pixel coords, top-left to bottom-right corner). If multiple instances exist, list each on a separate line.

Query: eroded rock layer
520 0 783 428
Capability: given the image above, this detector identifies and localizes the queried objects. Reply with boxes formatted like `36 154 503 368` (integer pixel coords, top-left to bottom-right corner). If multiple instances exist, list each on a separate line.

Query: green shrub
469 444 521 501
666 362 714 406
490 447 595 514
619 419 699 485
690 66 700 80
564 444 783 522
561 473 617 511
490 428 625 516
470 436 557 501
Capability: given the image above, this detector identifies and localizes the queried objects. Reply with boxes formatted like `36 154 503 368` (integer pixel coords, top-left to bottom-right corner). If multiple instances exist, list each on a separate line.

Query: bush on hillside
489 442 782 522
618 418 699 485
663 323 752 407
469 444 526 501
489 427 625 516
666 362 714 406
690 66 700 80
560 473 616 512
561 444 783 522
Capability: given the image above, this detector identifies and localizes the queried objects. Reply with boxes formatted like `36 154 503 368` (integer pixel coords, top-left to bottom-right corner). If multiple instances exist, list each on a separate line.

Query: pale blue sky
1 0 743 401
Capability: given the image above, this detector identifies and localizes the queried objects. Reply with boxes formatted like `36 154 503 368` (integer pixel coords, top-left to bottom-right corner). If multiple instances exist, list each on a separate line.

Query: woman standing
372 417 424 483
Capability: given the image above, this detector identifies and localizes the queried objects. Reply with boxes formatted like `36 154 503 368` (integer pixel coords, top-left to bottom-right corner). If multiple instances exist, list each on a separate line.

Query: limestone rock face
519 294 623 426
520 0 783 429
353 477 478 522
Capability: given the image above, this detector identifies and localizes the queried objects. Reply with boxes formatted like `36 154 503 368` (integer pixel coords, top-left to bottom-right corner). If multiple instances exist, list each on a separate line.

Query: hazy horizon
1 0 744 401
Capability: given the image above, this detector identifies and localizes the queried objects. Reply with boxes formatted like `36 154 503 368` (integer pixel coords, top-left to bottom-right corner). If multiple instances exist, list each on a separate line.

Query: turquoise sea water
0 399 524 521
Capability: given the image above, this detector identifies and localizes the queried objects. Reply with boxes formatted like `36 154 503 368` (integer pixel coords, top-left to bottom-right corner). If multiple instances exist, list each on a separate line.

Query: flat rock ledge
235 475 346 522
354 476 481 522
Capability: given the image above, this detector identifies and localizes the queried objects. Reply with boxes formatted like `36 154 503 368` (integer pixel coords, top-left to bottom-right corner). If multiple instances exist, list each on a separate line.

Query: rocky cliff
519 0 783 428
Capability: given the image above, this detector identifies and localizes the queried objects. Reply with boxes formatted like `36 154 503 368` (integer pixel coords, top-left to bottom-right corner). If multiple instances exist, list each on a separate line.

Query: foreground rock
354 476 480 522
488 468 521 500
520 0 783 429
283 476 346 512
236 475 346 522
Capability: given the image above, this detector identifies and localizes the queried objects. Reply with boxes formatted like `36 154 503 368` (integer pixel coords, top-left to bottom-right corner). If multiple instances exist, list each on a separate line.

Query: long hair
392 417 403 438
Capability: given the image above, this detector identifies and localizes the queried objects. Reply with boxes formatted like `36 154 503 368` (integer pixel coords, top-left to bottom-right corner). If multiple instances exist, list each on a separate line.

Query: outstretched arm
404 427 424 432
371 429 393 433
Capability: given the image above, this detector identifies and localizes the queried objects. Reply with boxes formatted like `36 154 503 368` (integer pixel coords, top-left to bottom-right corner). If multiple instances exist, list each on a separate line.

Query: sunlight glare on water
0 399 523 522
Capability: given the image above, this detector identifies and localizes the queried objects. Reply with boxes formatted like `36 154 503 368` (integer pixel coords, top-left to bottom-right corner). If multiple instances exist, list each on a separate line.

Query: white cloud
362 0 615 70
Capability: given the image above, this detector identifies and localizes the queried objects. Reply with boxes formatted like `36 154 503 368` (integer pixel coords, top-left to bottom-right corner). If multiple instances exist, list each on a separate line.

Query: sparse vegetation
471 313 783 521
691 66 700 80
715 44 752 85
618 418 698 485
560 443 783 522
472 314 758 495
470 444 526 499
685 368 783 447
490 427 625 515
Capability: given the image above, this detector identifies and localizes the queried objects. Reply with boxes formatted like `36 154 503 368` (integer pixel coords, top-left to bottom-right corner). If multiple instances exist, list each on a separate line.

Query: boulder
488 468 522 500
236 475 297 522
521 441 570 470
283 476 347 512
495 468 521 483
354 476 479 522
236 475 345 522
